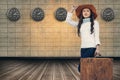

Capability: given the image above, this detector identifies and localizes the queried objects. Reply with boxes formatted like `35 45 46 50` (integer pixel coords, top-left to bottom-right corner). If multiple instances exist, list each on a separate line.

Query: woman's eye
87 10 89 12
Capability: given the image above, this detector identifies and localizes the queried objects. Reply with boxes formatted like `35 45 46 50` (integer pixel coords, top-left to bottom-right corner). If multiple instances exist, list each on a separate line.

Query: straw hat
75 4 97 19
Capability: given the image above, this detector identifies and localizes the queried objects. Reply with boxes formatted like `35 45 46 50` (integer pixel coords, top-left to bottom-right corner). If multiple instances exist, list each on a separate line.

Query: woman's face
82 8 91 18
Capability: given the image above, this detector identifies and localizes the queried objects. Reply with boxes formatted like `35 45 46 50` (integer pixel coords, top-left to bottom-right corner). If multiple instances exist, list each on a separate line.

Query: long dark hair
77 8 95 37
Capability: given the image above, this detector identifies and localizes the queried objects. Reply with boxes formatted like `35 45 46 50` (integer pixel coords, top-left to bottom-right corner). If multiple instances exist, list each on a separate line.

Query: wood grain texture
0 59 119 80
80 58 113 80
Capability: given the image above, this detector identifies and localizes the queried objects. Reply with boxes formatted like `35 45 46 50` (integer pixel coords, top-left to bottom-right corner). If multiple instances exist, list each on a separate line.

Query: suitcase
80 58 113 80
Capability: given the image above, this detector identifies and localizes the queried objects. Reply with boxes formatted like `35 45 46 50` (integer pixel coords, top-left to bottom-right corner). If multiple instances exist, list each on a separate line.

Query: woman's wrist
96 44 100 50
96 44 100 46
70 9 75 13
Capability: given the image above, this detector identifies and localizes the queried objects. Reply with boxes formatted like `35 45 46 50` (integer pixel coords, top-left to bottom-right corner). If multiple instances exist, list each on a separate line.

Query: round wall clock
6 8 20 21
101 8 114 21
31 8 45 21
55 7 67 21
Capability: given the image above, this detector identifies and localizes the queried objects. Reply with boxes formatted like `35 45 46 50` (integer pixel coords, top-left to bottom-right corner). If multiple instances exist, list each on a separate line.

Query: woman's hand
94 49 101 57
94 45 101 57
70 5 78 13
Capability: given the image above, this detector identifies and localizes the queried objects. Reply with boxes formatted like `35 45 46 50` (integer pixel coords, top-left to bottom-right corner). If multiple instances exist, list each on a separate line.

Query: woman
66 4 101 72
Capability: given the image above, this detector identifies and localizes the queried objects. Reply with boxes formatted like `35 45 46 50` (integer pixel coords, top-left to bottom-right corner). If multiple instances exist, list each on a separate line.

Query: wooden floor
0 59 119 80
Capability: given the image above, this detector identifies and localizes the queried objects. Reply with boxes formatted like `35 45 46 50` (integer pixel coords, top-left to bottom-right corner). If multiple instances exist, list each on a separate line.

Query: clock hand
37 12 41 15
13 13 18 16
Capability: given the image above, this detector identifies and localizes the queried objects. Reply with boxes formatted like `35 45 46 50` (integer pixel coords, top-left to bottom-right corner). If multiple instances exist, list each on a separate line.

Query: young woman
66 4 101 72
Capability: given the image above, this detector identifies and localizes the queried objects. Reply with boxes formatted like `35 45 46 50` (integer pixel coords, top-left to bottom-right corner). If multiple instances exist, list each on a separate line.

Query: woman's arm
65 6 78 27
94 21 101 45
94 21 101 56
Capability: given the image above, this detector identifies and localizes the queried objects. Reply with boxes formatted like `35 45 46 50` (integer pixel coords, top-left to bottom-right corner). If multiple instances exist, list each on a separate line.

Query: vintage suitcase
80 58 113 80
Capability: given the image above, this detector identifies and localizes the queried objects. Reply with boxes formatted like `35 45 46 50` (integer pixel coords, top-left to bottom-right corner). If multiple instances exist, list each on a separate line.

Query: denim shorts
81 48 96 58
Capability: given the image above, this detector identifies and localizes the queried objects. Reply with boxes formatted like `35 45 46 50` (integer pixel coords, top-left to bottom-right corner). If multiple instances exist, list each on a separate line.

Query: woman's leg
78 63 80 72
78 48 96 72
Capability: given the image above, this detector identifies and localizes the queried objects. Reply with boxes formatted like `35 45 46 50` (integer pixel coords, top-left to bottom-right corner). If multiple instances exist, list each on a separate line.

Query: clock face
31 8 44 21
7 8 20 21
101 8 114 21
55 8 67 21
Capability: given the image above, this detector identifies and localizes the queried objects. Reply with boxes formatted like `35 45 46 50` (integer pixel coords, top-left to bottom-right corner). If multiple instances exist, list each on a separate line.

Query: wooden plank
80 58 113 80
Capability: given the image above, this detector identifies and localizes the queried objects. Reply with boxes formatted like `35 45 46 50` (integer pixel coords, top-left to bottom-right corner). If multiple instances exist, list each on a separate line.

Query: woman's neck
83 18 90 23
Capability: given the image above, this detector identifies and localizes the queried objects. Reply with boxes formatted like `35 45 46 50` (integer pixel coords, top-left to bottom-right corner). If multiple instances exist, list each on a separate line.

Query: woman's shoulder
94 20 99 25
94 20 99 24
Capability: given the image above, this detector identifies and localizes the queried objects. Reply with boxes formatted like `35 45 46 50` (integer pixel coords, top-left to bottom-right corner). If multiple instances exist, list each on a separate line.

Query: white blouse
66 12 101 48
